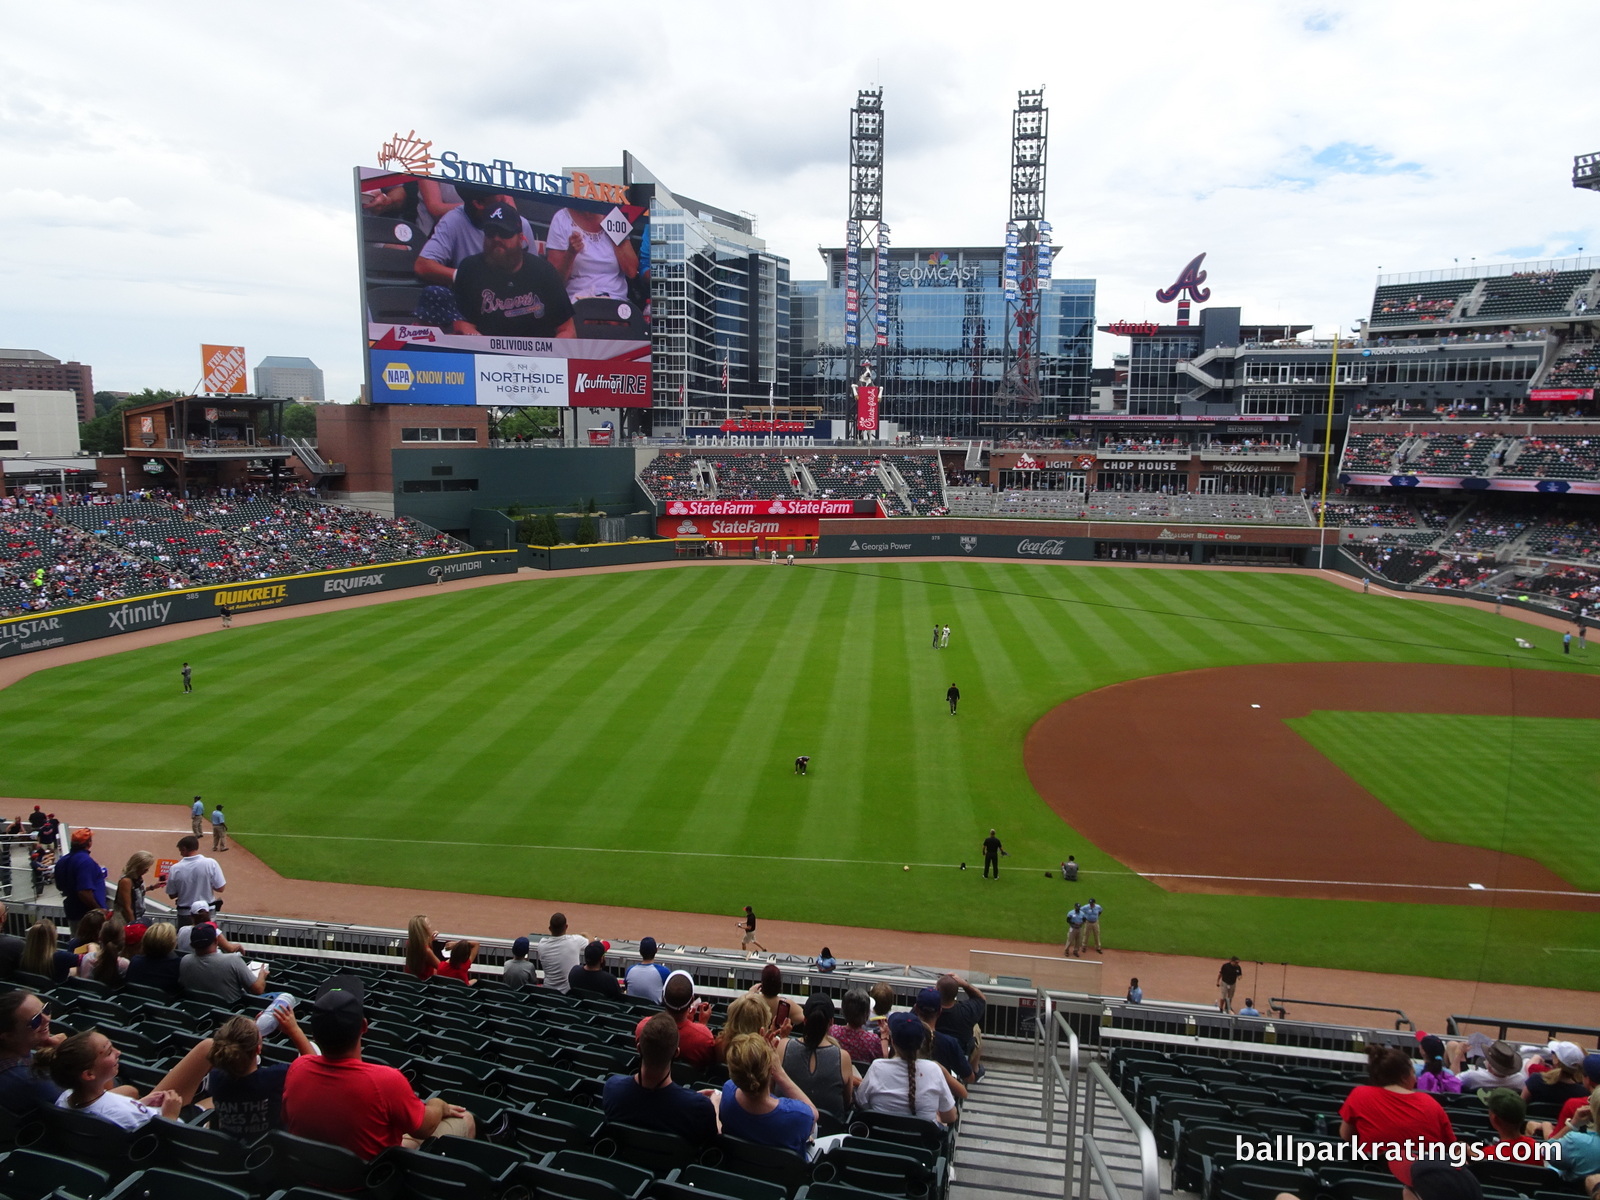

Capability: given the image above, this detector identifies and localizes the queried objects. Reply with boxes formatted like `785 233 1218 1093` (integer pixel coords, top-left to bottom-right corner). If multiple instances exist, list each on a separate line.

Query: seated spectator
815 947 837 974
636 970 717 1069
624 937 668 1004
1548 1088 1600 1185
179 922 267 1003
913 988 974 1089
779 994 855 1126
77 916 129 988
1415 1034 1461 1094
1126 978 1143 1004
501 937 536 989
854 1012 958 1127
20 919 75 984
1525 1041 1591 1106
404 915 450 981
126 922 181 995
830 988 886 1066
749 964 796 1032
1449 1039 1526 1091
867 981 895 1033
716 993 773 1064
1477 1088 1540 1160
0 990 64 1113
38 1028 214 1130
569 940 621 1000
934 973 986 1074
1238 999 1261 1017
538 912 590 995
1551 1053 1600 1136
602 1013 718 1143
435 939 478 986
177 902 241 955
1339 1045 1454 1185
283 975 475 1157
717 1032 818 1158
70 911 106 959
207 1007 314 1141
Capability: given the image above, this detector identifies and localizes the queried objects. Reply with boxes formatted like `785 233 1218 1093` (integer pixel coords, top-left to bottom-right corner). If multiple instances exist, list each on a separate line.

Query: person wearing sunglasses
0 990 65 1112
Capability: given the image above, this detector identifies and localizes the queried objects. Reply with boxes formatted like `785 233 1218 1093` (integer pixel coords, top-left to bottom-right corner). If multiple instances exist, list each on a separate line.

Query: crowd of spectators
0 491 468 617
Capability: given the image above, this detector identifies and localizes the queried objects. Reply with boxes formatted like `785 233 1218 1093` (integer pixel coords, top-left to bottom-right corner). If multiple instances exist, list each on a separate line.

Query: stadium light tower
846 89 888 435
1573 152 1600 192
1001 89 1050 412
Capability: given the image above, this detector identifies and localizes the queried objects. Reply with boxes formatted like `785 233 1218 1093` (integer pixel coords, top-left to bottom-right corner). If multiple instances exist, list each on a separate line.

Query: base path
1026 662 1600 908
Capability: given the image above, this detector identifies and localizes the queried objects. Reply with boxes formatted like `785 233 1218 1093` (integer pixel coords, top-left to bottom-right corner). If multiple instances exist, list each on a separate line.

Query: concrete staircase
950 1058 1173 1200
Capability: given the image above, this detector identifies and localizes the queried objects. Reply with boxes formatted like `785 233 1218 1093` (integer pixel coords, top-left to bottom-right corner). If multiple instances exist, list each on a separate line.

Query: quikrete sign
0 554 518 658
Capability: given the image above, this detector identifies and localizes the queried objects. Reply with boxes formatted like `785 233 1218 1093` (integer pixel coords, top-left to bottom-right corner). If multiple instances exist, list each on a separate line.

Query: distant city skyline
3 2 1598 400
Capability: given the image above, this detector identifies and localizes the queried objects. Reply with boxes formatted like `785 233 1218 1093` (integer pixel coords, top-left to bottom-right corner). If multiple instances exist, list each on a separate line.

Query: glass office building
571 156 790 430
791 247 1095 438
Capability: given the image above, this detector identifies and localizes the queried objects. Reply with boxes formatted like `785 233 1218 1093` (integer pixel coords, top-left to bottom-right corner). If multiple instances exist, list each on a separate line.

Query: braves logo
1155 252 1212 305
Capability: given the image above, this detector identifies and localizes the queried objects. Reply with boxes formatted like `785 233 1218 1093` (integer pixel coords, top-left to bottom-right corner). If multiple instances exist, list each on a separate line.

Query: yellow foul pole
1317 330 1340 569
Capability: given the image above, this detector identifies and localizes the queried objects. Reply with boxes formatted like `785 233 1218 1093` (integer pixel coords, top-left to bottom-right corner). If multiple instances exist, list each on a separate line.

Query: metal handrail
1447 1014 1600 1041
1269 997 1413 1030
1079 1060 1159 1200
1041 1002 1079 1153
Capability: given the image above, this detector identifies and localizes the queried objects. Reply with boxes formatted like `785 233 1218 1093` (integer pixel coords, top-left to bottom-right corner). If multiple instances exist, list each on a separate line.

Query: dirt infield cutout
1025 662 1600 910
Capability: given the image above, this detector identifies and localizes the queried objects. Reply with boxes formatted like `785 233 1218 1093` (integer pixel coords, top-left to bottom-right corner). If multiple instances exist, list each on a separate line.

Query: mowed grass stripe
6 562 1600 986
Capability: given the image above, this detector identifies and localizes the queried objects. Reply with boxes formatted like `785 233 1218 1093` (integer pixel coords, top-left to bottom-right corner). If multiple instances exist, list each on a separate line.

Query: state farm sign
664 499 873 517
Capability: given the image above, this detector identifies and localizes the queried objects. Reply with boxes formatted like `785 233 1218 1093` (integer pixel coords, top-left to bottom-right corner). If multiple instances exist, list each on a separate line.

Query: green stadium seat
0 1149 111 1200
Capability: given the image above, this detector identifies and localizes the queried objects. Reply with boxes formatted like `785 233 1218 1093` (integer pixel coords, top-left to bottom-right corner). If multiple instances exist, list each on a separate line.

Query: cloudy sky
4 1 1599 400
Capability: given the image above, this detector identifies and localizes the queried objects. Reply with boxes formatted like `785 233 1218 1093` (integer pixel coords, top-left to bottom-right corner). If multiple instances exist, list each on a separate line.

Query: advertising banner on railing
662 499 880 517
0 553 519 658
658 515 819 541
1529 388 1594 402
1340 472 1600 495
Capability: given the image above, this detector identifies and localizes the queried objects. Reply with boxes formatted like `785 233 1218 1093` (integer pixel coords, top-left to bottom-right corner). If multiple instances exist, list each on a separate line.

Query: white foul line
79 826 1600 899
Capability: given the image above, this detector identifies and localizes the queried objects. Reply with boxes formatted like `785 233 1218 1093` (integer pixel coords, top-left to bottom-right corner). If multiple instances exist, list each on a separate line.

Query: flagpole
723 354 730 422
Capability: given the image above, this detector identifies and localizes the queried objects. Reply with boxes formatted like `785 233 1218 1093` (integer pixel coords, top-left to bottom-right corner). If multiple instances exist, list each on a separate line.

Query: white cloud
2 0 1598 396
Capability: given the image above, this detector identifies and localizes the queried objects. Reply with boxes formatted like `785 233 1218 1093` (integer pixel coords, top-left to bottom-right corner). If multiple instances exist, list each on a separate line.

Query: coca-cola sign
664 499 871 517
1015 538 1067 557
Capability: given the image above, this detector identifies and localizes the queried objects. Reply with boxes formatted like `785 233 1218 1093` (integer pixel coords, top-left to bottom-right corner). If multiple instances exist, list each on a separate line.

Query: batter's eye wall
391 447 648 531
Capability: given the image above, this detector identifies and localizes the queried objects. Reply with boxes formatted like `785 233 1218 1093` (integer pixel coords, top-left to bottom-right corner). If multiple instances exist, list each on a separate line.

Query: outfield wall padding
0 552 520 658
523 540 679 571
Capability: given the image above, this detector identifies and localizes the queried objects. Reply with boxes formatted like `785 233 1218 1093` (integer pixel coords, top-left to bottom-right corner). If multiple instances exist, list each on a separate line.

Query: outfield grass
2 561 1597 989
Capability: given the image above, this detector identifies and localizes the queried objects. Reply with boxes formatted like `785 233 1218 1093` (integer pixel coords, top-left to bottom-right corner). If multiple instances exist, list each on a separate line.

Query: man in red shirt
283 975 474 1159
634 970 716 1069
1478 1087 1543 1161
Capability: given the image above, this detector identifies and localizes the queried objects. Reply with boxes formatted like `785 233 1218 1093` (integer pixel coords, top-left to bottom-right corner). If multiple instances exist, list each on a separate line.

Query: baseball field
2 560 1597 989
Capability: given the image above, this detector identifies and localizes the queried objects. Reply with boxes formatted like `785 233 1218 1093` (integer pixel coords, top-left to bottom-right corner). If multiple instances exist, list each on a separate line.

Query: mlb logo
960 537 977 553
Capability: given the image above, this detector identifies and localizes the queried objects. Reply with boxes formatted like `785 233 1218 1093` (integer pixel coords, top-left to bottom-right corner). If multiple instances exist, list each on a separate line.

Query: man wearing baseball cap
451 200 574 339
283 975 474 1158
913 987 976 1093
634 970 717 1069
1477 1088 1538 1160
53 828 107 927
502 937 536 990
